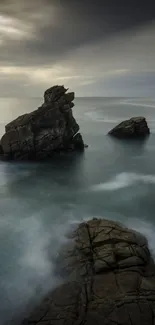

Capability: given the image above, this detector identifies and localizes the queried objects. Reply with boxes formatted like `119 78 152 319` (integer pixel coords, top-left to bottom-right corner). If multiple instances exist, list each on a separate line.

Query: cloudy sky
0 0 155 97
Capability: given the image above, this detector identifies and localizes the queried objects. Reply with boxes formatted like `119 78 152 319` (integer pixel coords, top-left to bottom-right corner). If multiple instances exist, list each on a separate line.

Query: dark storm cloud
0 0 155 66
0 0 155 96
25 0 155 61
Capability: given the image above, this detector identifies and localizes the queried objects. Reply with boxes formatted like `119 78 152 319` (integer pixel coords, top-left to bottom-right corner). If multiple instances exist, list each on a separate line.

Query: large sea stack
0 85 84 160
108 116 150 139
19 218 155 325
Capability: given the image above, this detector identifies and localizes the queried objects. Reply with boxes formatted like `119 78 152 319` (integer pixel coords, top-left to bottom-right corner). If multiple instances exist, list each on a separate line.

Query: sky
0 0 155 97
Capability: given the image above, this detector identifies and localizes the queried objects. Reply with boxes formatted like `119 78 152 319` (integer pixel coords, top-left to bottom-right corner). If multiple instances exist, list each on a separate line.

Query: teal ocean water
1 97 155 323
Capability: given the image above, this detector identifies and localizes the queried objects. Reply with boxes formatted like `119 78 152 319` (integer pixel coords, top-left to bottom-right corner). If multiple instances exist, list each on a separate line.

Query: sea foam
91 172 155 191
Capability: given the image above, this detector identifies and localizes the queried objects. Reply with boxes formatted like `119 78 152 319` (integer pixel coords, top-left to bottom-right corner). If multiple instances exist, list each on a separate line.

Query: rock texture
108 117 150 138
0 86 85 160
20 218 155 325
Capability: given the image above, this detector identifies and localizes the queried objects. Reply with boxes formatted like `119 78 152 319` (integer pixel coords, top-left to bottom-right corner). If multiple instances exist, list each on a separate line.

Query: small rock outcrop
20 218 155 325
0 86 85 160
108 116 150 138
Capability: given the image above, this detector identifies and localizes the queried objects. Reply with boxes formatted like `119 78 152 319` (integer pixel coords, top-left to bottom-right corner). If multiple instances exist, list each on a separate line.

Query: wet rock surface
19 218 155 325
108 116 150 138
0 86 85 160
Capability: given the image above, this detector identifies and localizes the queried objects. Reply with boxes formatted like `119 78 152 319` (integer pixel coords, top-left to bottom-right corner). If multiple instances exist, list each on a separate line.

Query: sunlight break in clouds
0 64 131 90
0 14 34 43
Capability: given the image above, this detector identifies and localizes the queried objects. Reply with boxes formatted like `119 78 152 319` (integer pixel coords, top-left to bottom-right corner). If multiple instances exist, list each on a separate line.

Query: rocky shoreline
17 218 155 325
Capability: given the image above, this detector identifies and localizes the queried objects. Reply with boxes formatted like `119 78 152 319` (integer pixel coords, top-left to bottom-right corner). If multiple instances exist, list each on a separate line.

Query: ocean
1 97 155 323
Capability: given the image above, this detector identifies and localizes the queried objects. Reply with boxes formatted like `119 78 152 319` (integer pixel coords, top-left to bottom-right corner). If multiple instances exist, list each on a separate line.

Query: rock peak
44 85 68 103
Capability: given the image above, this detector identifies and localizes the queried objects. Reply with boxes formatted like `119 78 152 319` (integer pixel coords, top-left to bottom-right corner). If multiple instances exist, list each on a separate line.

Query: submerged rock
0 85 85 160
20 218 155 325
108 116 150 138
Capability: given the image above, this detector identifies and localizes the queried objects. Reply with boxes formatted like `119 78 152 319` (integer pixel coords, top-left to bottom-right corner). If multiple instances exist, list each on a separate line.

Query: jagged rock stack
0 85 85 160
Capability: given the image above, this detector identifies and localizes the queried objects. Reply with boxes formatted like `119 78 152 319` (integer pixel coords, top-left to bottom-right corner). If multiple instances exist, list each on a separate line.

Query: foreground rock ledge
20 218 155 325
108 116 150 138
0 85 85 160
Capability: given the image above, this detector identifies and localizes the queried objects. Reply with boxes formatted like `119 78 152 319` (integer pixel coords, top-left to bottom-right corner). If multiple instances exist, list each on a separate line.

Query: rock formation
108 117 150 138
0 86 85 160
20 218 155 325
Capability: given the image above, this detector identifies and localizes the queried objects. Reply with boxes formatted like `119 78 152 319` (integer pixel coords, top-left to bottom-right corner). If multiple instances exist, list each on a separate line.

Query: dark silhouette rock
0 144 3 155
20 218 155 325
0 86 85 160
108 116 150 138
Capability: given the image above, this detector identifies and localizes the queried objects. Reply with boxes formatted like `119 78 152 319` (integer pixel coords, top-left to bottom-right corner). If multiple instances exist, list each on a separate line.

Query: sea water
0 97 155 323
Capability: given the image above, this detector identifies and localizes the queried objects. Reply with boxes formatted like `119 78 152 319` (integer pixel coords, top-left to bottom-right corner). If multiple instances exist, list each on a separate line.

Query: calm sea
1 97 155 323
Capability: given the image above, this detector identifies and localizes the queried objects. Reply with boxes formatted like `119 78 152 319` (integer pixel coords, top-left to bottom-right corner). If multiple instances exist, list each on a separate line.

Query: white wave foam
120 99 155 108
85 111 104 122
0 214 72 324
103 118 121 123
91 172 155 191
84 111 121 123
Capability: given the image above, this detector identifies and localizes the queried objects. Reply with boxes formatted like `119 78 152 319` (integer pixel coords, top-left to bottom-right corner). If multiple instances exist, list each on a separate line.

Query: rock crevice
19 219 155 325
